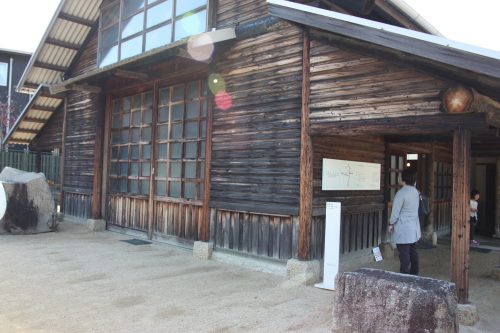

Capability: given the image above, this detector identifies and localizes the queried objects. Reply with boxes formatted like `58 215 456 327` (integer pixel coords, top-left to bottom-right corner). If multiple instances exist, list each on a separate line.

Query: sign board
315 202 341 290
322 158 381 191
372 247 383 262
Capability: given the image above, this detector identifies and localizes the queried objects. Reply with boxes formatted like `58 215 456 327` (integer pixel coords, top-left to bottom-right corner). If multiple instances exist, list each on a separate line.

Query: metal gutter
386 0 444 37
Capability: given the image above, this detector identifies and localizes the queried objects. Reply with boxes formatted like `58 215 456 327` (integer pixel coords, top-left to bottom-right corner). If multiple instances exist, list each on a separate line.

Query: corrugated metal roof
3 86 63 145
9 0 101 145
17 0 101 93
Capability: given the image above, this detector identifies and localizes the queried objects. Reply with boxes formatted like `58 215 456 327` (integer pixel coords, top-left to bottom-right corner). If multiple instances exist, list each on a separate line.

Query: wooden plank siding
308 38 449 133
64 191 92 219
210 208 296 259
311 136 385 258
107 195 148 231
210 23 303 216
30 104 64 152
216 0 268 29
62 91 100 218
154 201 203 241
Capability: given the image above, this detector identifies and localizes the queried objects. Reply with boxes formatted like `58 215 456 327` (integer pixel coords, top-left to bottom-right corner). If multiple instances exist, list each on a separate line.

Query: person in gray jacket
387 168 421 275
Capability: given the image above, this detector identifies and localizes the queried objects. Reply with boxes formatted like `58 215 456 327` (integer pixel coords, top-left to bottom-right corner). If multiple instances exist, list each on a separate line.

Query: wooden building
0 48 31 145
5 0 500 303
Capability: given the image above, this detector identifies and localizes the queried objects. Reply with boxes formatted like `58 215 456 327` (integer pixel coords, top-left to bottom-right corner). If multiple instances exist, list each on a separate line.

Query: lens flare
215 91 232 110
187 34 214 61
208 73 226 94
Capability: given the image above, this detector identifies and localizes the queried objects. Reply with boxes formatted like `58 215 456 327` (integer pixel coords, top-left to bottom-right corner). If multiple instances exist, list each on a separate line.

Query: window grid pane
99 0 207 67
109 91 153 195
154 79 206 200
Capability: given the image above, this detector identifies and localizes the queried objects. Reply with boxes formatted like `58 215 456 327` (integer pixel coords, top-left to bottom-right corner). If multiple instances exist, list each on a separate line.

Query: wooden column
424 145 436 238
60 97 68 211
298 31 312 260
451 128 471 304
90 94 105 220
148 83 159 240
496 157 500 238
200 89 213 242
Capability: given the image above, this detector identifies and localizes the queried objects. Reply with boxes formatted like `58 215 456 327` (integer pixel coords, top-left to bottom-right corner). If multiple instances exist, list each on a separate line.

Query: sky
0 0 499 54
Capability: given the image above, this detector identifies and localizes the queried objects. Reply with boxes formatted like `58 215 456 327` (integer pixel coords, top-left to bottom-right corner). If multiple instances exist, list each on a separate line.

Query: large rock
0 167 56 234
333 268 458 333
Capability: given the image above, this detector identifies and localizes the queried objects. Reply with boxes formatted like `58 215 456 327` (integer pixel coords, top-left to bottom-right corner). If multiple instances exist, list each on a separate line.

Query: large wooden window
109 92 153 195
98 0 208 67
155 80 207 200
109 79 207 201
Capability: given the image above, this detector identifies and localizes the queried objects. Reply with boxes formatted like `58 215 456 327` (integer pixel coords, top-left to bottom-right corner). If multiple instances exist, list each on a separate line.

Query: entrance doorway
472 161 497 236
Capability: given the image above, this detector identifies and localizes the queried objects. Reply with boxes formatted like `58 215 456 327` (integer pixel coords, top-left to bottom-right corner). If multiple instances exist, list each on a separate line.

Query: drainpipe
6 57 13 134
386 0 445 37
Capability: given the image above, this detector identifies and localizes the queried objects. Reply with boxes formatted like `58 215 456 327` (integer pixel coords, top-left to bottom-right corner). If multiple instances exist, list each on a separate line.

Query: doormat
469 247 492 253
120 239 152 246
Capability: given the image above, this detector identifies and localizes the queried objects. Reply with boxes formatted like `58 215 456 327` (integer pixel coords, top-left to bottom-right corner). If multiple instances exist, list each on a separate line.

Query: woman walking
388 168 421 275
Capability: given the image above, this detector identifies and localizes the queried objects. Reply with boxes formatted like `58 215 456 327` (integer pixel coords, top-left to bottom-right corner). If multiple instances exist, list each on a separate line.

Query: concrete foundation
457 303 479 326
86 219 106 232
286 259 320 285
492 265 500 280
193 241 213 259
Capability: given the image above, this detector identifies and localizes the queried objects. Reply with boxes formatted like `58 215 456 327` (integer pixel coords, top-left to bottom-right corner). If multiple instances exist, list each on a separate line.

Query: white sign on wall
322 158 381 191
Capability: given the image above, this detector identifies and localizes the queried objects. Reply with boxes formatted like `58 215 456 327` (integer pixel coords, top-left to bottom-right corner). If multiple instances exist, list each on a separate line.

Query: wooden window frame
108 78 207 202
97 0 209 67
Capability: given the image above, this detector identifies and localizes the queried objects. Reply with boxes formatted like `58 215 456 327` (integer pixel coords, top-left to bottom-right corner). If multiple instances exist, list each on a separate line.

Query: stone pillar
286 258 320 285
193 241 213 259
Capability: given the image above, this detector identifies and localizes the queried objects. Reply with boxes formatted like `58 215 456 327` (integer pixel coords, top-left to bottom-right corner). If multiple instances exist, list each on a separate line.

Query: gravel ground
0 222 498 332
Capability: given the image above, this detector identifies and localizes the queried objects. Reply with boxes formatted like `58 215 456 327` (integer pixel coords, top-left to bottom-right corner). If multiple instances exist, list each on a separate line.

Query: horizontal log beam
68 83 102 94
31 105 57 113
310 114 489 136
15 129 39 135
45 37 81 51
113 69 149 81
23 117 47 124
34 61 68 73
58 12 94 27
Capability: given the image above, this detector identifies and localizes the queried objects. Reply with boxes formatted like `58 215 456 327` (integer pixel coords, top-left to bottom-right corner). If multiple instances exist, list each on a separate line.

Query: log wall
30 105 64 152
211 22 303 216
308 38 449 132
216 0 268 29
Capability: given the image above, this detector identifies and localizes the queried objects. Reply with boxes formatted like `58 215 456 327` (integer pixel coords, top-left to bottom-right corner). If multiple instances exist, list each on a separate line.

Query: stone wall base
457 303 479 326
193 241 213 260
86 219 106 232
286 259 320 285
491 265 500 280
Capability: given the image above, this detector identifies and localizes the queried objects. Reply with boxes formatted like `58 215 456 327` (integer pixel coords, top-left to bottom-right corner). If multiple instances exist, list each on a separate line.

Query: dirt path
0 222 498 332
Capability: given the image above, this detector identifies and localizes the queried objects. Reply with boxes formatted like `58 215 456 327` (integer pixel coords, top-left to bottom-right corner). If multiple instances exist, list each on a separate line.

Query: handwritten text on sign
322 158 381 191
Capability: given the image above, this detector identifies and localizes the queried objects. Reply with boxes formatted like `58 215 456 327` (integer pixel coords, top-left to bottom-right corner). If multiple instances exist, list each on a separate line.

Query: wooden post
495 157 500 238
298 31 312 260
200 88 213 242
60 97 68 210
148 83 159 240
451 128 471 304
91 94 106 220
424 145 436 238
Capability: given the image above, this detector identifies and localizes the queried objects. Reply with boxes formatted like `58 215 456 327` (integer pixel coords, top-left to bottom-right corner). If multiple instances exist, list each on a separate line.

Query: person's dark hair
401 168 417 185
471 189 480 198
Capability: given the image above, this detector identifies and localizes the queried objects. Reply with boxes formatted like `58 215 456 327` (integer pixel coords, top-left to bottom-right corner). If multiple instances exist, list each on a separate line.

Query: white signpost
315 201 341 290
0 182 6 220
